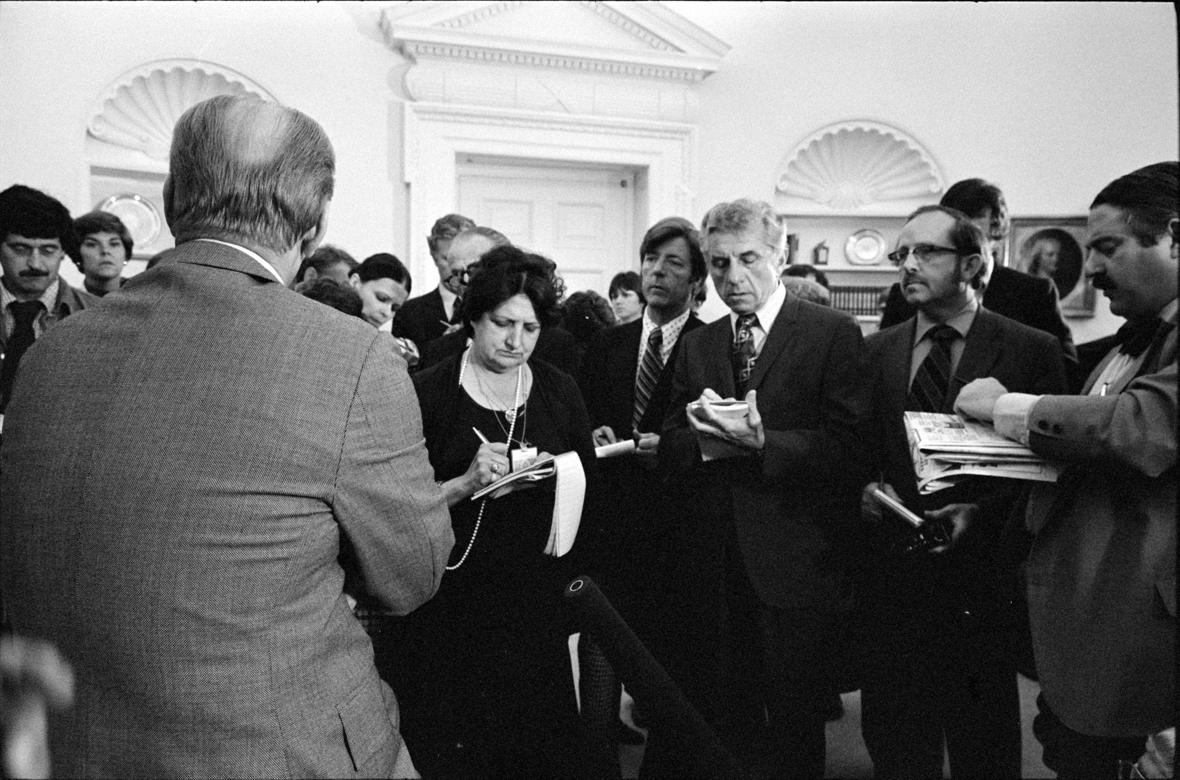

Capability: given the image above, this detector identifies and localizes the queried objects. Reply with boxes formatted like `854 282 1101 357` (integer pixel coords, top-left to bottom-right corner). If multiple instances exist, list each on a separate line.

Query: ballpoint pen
472 427 490 444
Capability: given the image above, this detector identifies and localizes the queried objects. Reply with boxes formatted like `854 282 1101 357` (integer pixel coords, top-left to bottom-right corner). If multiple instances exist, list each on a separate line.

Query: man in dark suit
955 162 1176 779
390 212 475 351
659 199 867 777
0 94 454 777
859 205 1068 778
574 216 705 767
879 178 1078 383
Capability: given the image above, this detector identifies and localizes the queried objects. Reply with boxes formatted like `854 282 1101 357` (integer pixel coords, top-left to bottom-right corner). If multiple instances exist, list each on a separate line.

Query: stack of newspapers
904 411 1060 495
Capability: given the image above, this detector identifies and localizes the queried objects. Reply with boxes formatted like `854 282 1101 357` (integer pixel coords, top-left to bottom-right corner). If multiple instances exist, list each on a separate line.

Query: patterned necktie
907 324 958 413
632 326 663 431
1 300 44 412
732 313 758 398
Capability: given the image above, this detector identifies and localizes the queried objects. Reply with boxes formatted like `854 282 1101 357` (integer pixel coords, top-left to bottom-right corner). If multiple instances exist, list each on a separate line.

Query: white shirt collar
194 238 284 284
639 306 691 364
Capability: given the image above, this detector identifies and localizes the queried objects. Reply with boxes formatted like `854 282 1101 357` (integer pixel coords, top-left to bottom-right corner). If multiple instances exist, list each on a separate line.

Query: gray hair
699 199 786 259
164 95 335 253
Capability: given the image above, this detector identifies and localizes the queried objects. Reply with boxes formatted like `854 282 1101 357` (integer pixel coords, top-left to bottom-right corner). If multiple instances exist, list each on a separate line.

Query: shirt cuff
993 392 1040 446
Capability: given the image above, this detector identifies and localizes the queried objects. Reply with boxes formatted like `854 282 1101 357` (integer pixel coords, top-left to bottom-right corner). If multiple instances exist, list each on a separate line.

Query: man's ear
1169 217 1178 260
298 202 330 259
961 252 985 284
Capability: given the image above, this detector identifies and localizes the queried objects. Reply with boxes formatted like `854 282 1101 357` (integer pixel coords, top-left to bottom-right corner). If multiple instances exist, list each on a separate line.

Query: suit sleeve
332 333 455 614
760 314 869 486
1027 358 1177 477
576 329 609 426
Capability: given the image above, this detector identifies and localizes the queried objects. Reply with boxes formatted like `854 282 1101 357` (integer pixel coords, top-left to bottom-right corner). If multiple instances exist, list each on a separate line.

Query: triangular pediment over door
382 0 728 290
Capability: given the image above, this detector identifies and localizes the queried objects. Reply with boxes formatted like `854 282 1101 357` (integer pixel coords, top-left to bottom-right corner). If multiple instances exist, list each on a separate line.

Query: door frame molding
402 101 696 292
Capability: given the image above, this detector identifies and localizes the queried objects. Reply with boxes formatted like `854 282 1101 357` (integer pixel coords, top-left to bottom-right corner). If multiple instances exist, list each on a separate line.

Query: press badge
511 445 538 472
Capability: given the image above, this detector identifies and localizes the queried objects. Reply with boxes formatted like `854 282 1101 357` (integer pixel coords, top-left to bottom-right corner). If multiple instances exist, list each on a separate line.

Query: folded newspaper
904 411 1060 494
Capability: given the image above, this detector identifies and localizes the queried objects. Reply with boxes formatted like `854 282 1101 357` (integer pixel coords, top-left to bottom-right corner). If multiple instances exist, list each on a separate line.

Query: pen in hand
472 427 490 444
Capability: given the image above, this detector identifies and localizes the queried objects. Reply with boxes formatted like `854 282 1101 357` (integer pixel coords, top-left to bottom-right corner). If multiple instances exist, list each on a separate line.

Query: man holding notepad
859 204 1068 778
657 199 867 777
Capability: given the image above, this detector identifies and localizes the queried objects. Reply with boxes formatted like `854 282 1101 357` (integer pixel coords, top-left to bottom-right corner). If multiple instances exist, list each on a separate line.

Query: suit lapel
747 296 797 392
881 320 915 420
949 308 1004 398
704 317 737 397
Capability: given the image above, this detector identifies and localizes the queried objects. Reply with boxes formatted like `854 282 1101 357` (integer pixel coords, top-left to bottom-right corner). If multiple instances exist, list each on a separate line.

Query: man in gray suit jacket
957 162 1176 779
0 94 454 778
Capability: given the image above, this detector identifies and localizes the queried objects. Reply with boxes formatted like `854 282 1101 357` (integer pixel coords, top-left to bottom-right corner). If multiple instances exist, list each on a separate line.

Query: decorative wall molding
381 1 730 91
401 101 696 287
775 120 944 211
86 60 277 160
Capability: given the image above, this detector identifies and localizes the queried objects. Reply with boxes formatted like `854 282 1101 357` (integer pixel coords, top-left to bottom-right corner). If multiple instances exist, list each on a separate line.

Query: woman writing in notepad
393 245 595 778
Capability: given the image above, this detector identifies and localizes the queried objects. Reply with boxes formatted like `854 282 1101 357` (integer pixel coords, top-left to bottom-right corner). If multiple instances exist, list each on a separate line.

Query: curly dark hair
563 290 616 344
461 245 562 335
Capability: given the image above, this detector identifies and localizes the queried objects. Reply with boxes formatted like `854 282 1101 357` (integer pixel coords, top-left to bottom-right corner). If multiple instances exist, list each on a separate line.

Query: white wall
1 1 1175 341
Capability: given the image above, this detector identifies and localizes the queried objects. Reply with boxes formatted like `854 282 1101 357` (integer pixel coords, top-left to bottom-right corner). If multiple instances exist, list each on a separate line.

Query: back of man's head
1090 161 1179 247
940 178 1008 240
294 244 357 286
164 95 335 254
0 185 78 259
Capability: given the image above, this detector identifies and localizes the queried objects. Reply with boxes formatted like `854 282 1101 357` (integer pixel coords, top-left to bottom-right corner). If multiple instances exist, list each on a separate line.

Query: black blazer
661 298 869 610
391 287 447 350
577 315 703 437
863 308 1069 612
880 266 1078 373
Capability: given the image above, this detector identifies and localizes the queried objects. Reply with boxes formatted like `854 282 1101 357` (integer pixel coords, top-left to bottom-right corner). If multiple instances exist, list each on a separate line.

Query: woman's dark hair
562 290 616 343
461 245 562 335
74 210 134 261
299 278 363 319
353 252 411 294
608 270 644 304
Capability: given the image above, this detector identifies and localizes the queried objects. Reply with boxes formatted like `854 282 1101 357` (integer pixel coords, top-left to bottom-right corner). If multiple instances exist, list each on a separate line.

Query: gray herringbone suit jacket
0 240 454 778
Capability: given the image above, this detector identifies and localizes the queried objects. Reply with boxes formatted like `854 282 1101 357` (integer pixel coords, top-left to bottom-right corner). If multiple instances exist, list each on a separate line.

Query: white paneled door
457 160 637 298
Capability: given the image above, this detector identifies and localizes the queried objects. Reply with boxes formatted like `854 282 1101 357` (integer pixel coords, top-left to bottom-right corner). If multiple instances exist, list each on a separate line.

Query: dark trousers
860 592 1022 778
1033 694 1146 780
653 521 831 779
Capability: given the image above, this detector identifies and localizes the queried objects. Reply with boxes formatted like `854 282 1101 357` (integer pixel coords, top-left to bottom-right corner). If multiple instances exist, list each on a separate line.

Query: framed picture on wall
1009 217 1095 318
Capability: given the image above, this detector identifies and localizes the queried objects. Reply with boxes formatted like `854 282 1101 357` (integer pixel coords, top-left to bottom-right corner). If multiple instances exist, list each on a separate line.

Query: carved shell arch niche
83 61 277 262
775 120 944 213
87 60 278 165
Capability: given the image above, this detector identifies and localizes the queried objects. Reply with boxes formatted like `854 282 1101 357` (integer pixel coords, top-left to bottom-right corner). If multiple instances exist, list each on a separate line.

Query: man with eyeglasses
879 179 1078 387
858 205 1068 778
391 213 476 355
0 184 97 414
659 198 867 777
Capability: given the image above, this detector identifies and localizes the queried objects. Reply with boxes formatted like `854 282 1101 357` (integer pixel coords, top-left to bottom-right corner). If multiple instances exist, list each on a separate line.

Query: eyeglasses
887 244 961 266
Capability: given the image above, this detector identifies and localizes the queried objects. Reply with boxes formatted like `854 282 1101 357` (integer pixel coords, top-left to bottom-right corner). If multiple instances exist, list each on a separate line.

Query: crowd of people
0 92 1174 780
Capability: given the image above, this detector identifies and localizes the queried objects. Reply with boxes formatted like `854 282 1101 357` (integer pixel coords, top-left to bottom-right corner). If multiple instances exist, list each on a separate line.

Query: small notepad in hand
471 455 557 500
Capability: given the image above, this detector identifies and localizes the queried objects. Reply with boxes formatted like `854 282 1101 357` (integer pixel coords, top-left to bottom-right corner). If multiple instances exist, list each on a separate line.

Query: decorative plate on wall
845 229 887 265
98 193 162 248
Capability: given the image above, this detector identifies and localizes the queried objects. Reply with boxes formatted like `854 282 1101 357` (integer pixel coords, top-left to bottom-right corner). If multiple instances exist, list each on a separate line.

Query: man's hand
686 389 765 451
1 635 74 780
633 431 660 470
592 426 618 447
1137 727 1175 778
924 503 979 554
954 378 1009 423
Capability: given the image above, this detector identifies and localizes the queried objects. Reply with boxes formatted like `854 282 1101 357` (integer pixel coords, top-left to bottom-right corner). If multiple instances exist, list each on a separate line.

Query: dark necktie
449 297 464 326
907 324 958 413
1115 316 1166 358
732 313 758 398
1 300 44 413
632 326 664 431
